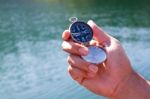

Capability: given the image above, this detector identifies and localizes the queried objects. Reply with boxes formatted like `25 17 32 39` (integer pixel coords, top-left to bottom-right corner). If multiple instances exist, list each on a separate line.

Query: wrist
110 71 150 99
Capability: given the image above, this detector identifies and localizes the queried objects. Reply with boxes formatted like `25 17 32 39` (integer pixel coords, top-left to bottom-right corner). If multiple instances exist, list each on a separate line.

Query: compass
69 21 93 43
69 17 107 64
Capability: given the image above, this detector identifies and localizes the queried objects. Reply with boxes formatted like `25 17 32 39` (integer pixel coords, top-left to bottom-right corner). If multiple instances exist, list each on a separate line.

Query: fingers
62 39 100 56
87 20 110 44
62 30 70 40
67 54 98 74
62 30 88 56
89 40 99 46
68 66 86 84
68 65 98 84
62 41 88 56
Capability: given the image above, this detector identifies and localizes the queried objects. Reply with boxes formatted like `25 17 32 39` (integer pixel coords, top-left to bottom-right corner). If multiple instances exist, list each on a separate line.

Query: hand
62 20 133 97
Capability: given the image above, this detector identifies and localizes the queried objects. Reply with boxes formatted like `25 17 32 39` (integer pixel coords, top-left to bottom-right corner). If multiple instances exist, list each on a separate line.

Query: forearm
110 71 150 99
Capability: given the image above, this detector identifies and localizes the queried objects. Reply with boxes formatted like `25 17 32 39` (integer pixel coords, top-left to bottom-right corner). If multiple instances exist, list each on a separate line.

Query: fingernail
87 20 95 25
88 65 98 73
62 30 70 40
62 41 71 49
79 47 88 55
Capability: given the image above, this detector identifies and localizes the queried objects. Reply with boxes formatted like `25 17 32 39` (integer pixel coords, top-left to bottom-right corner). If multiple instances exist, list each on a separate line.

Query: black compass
69 21 93 43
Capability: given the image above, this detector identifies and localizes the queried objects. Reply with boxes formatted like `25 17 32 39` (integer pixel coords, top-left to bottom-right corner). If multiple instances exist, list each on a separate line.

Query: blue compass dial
70 21 93 43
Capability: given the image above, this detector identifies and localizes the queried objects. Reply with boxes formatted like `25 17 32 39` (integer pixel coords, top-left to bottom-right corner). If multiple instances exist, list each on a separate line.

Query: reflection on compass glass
70 21 93 43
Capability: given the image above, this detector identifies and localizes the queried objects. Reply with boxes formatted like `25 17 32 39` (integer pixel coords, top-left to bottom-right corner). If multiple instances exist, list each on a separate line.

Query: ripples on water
0 0 150 99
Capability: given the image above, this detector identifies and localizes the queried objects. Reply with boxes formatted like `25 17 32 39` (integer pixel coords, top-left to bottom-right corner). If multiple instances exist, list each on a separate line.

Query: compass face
70 21 93 43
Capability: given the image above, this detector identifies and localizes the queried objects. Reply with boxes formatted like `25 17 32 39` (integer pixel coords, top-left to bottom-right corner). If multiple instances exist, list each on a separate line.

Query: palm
82 40 132 96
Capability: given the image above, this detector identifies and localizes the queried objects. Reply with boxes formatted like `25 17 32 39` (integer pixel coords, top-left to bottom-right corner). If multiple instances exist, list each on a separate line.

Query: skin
61 20 150 98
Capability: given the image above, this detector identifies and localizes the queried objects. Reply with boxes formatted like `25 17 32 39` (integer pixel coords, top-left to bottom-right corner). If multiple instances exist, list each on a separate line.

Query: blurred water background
0 0 150 99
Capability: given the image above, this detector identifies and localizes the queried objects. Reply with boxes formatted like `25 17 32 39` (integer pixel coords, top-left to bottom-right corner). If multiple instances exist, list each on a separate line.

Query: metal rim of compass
69 18 93 44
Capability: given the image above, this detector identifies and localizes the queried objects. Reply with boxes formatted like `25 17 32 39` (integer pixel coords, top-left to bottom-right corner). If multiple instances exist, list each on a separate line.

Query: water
0 0 150 99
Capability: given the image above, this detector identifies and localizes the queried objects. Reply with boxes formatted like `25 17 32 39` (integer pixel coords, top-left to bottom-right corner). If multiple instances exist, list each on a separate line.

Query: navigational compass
69 17 107 64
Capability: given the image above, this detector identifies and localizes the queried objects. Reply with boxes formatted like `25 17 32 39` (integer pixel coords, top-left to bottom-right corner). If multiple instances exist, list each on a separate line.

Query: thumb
87 20 110 44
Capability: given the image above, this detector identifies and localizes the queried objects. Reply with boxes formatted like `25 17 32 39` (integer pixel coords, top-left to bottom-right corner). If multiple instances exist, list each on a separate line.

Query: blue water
0 0 150 99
